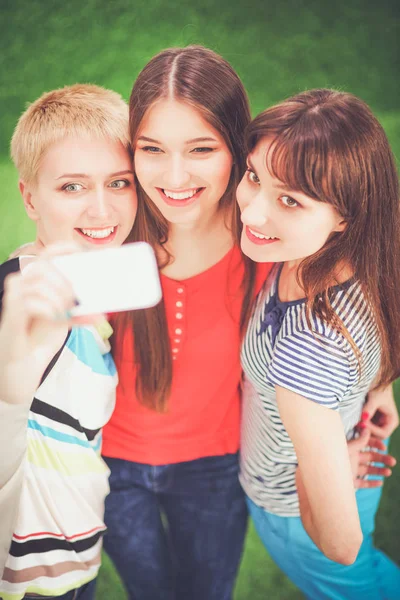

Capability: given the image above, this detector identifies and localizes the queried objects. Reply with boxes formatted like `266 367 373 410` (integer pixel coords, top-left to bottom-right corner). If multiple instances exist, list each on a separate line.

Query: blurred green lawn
0 0 399 598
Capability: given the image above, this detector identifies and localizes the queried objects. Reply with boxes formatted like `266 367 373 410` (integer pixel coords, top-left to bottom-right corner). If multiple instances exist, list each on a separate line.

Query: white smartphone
51 242 162 316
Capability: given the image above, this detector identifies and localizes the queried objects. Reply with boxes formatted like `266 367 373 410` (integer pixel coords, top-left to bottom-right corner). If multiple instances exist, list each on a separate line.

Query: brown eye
281 195 299 208
247 169 260 185
191 147 213 153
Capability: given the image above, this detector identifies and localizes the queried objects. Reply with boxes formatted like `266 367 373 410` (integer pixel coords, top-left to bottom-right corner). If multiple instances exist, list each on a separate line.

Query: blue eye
280 195 299 208
62 183 83 192
246 168 260 185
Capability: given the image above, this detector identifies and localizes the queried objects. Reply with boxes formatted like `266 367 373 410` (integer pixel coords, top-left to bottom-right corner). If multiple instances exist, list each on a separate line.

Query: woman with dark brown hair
238 89 400 598
100 46 269 600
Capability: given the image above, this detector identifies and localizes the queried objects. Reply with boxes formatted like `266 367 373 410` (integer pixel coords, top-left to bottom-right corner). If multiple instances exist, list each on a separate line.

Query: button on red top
103 247 272 465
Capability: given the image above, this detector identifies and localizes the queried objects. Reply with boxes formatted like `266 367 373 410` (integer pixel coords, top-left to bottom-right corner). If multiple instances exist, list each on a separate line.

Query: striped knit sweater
0 259 117 600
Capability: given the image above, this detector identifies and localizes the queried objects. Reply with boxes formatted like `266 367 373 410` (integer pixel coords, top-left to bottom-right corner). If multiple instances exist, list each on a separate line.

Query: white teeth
81 226 115 239
249 228 277 240
163 188 198 200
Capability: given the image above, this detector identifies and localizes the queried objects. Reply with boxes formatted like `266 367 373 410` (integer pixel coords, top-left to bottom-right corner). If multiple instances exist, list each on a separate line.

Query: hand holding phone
51 242 162 316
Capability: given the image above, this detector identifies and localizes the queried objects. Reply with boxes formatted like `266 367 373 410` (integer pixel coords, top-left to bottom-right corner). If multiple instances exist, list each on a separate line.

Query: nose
240 191 269 228
86 186 113 220
166 154 191 188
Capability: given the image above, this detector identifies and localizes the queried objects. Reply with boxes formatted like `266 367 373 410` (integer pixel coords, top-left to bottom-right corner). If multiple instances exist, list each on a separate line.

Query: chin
167 208 200 225
240 237 268 263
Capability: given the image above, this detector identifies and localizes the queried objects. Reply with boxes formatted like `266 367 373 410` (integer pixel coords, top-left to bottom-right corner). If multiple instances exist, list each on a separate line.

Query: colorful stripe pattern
0 323 117 600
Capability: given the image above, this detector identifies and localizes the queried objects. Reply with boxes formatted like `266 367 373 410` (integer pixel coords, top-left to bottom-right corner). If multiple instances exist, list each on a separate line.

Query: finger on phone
21 260 76 305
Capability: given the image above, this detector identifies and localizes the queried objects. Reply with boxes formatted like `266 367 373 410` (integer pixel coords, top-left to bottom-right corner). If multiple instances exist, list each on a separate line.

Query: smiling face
134 99 233 226
21 137 137 248
237 138 346 264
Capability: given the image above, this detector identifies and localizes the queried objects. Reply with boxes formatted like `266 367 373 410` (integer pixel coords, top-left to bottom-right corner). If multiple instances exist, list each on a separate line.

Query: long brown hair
113 45 256 411
246 89 400 387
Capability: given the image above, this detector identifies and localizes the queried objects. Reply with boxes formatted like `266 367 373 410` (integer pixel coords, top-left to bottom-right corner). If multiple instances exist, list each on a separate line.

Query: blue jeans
247 485 400 599
103 453 248 600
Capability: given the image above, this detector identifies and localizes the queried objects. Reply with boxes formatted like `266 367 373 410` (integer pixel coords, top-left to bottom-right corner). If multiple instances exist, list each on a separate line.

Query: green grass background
0 0 399 597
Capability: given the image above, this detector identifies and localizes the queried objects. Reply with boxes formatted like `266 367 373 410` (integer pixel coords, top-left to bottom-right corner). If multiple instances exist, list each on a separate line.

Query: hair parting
112 45 257 411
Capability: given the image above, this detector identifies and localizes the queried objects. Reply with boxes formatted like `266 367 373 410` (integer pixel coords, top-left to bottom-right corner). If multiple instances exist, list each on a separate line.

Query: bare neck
161 208 235 280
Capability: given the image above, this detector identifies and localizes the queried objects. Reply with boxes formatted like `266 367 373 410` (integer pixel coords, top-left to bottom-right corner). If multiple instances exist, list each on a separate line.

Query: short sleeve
269 330 350 409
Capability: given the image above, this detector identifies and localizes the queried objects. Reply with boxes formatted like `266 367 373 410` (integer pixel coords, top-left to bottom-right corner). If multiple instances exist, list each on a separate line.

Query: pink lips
245 226 279 245
157 188 204 207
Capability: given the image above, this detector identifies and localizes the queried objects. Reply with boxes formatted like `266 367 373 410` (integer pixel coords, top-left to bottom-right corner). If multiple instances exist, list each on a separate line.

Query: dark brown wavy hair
112 45 257 411
246 89 400 387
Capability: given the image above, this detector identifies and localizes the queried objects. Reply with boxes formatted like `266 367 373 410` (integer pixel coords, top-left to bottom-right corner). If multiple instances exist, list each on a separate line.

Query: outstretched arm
0 255 76 576
0 261 74 405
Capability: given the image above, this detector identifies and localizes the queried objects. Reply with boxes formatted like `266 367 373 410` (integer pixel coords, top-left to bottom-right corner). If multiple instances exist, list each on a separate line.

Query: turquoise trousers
247 485 400 599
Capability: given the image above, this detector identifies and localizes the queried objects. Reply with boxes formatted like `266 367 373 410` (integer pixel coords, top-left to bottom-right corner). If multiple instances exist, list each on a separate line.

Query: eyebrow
274 182 304 195
186 137 218 144
56 170 134 180
246 159 300 194
137 136 218 144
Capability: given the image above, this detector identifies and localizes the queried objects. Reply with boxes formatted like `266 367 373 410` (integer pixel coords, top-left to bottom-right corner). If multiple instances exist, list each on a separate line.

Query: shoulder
305 279 376 352
330 279 371 325
269 281 374 402
271 329 352 408
0 258 20 290
289 279 371 342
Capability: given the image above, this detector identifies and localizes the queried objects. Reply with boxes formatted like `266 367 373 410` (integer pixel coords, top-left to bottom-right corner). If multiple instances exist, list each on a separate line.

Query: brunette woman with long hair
101 46 267 600
238 89 400 599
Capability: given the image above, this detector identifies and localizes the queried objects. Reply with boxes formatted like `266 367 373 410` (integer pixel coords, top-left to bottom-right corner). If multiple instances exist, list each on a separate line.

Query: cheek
198 152 233 189
114 188 138 228
133 155 157 188
205 153 233 190
292 213 335 252
41 199 77 227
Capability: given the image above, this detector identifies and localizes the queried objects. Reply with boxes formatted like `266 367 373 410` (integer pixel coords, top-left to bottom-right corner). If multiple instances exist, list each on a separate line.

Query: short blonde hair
11 84 130 184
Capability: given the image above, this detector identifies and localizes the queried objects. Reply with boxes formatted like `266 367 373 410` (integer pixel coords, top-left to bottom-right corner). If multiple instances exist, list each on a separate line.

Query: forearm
295 466 317 542
295 464 362 564
276 386 363 564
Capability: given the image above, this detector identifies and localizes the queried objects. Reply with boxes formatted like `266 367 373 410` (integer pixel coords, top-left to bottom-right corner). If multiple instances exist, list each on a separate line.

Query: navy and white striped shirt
240 264 380 516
